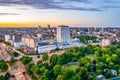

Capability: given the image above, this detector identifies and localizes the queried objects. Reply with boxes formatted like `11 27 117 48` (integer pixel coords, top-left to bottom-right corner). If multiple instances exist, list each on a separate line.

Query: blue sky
0 0 120 27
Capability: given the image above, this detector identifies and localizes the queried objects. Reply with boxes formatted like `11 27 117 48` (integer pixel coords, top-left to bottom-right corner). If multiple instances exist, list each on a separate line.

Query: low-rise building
21 46 35 54
35 38 83 53
5 35 11 42
96 75 105 80
100 36 117 47
13 40 23 48
36 44 57 53
100 39 111 47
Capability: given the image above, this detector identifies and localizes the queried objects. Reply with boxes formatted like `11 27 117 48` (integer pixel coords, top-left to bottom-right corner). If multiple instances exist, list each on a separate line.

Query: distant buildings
100 36 116 47
4 35 23 48
3 25 89 54
2 26 120 54
101 27 104 33
57 25 70 43
5 35 11 42
35 25 83 53
100 39 111 47
47 24 51 30
38 26 42 33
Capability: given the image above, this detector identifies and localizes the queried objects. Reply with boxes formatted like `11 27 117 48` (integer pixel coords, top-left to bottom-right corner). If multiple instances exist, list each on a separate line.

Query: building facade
57 25 70 43
22 35 37 48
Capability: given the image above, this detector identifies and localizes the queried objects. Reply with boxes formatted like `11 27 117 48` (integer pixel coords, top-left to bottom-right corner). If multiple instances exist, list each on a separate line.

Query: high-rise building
88 27 91 32
47 24 51 30
38 26 42 33
57 25 70 43
101 27 104 33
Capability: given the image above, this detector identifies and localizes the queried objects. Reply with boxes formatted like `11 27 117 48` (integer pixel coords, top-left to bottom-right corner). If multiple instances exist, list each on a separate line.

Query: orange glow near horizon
0 20 83 27
0 22 60 27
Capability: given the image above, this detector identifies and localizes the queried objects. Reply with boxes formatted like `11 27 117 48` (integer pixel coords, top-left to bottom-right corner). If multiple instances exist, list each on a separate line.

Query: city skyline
0 0 120 27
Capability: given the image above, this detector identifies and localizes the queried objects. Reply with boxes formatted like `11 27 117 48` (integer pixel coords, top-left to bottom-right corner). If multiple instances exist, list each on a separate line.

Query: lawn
67 64 78 70
63 62 79 71
86 54 94 61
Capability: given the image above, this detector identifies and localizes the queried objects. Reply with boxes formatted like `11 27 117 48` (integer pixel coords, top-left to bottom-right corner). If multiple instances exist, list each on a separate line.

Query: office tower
101 27 104 33
38 26 42 33
88 27 91 32
57 25 70 43
94 27 96 32
47 24 51 30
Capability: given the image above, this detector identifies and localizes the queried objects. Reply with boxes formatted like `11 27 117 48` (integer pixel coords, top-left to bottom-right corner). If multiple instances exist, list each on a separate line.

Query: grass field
67 64 78 70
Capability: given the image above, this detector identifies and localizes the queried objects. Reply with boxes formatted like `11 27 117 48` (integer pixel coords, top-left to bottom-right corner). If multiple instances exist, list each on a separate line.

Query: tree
31 64 39 74
55 48 60 51
79 57 91 67
37 55 40 58
20 56 32 65
0 75 4 80
0 39 3 42
50 54 58 66
0 60 8 72
4 42 11 46
101 47 107 54
88 74 95 80
43 62 49 69
4 72 11 80
56 75 64 80
9 58 16 66
13 52 19 57
57 53 72 65
86 44 94 54
109 62 114 69
26 63 34 75
79 67 88 80
41 69 49 80
92 60 97 65
42 53 48 61
71 74 81 80
40 66 46 73
104 70 115 79
61 69 74 80
31 75 38 80
37 60 43 68
76 35 97 44
111 54 120 64
96 61 106 70
96 70 102 75
106 57 111 64
53 65 62 77
116 49 120 58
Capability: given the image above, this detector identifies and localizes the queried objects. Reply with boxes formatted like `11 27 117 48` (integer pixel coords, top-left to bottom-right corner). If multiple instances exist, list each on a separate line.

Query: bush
13 52 19 57
20 56 32 65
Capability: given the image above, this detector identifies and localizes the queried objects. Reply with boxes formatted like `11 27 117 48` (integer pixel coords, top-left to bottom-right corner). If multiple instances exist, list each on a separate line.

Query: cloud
102 5 120 9
0 0 119 11
0 13 20 16
62 0 90 3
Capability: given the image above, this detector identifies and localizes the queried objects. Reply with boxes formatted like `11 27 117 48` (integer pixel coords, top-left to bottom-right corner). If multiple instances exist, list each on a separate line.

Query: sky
0 0 120 27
